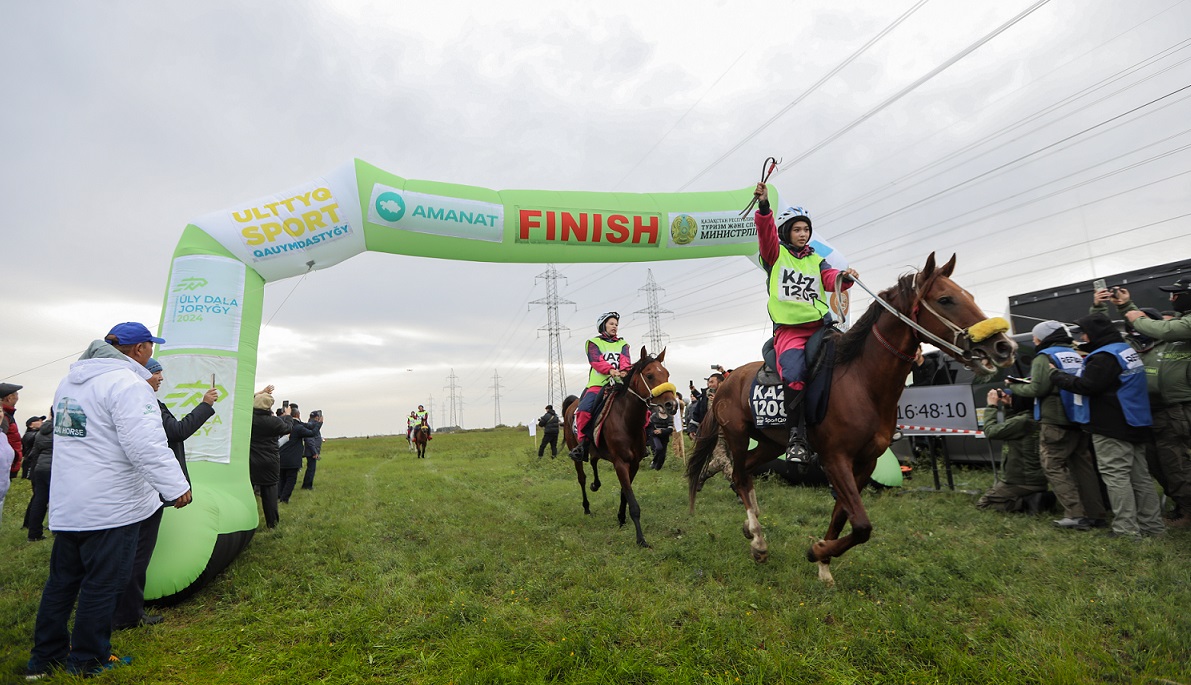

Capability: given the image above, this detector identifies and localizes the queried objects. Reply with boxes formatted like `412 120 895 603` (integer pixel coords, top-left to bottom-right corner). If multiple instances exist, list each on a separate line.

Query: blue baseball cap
146 358 163 374
107 322 165 345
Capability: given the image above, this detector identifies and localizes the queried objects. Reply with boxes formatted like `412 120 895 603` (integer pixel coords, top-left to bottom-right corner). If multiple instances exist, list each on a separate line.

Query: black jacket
280 419 320 469
1050 314 1150 444
28 422 54 473
303 432 323 457
160 400 216 482
649 409 674 437
537 410 560 433
250 408 292 485
21 428 38 466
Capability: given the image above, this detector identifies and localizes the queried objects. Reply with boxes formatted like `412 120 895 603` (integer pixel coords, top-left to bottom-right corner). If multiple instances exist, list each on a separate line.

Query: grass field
2 428 1189 684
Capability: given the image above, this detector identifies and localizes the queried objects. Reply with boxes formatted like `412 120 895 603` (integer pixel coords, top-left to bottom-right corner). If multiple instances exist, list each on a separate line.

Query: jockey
569 312 632 462
415 404 429 430
406 411 418 447
753 182 857 461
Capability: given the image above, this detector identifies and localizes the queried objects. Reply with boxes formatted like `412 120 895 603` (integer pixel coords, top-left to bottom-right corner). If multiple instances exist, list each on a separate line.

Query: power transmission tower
529 264 574 407
635 269 672 354
491 371 502 427
443 370 460 428
427 393 435 427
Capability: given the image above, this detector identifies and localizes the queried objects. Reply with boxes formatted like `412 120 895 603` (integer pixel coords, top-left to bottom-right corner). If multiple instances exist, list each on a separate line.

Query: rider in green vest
752 182 857 461
569 312 631 461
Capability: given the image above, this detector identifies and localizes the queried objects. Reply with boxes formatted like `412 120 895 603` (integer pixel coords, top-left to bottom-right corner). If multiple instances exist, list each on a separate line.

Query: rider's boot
570 410 591 462
783 388 810 463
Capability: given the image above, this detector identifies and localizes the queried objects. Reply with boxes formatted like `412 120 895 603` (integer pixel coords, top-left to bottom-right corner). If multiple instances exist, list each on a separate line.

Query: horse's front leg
573 459 591 515
808 453 876 585
614 458 649 548
732 438 771 563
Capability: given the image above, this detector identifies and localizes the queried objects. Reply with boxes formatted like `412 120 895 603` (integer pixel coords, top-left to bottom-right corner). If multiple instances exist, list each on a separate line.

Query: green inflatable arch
149 159 779 601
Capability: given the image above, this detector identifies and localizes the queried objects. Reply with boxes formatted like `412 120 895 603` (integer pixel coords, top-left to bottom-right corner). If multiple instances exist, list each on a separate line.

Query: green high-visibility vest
587 336 628 387
766 248 831 325
415 410 427 423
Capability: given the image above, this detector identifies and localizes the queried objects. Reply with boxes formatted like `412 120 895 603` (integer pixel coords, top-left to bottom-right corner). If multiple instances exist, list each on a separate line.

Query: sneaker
24 659 60 680
69 655 132 677
1053 517 1090 530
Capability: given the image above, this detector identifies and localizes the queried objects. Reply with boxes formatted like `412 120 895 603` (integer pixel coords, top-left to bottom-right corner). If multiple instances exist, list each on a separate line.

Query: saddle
582 384 619 448
753 325 839 428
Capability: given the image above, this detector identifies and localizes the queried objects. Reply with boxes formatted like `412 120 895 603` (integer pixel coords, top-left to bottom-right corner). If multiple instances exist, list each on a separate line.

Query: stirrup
785 438 810 463
569 442 588 462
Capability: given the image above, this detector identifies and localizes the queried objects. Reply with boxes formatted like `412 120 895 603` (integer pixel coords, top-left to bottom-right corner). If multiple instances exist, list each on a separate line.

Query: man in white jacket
26 323 192 679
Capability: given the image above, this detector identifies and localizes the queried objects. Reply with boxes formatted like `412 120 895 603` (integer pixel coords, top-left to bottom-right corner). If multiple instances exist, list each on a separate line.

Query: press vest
766 248 830 325
1087 342 1152 427
1036 346 1088 423
587 336 627 387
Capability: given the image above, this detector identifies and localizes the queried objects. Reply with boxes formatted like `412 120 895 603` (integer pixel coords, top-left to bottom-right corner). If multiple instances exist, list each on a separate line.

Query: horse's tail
685 413 719 514
561 395 580 415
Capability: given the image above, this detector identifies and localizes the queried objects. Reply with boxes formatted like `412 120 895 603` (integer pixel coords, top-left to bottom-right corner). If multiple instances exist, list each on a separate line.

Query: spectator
1117 279 1191 527
687 373 722 436
1007 321 1107 530
23 411 54 541
2 381 24 480
249 387 292 529
1050 313 1164 539
22 414 44 478
111 358 218 630
976 389 1050 513
0 399 15 526
25 325 191 679
300 410 325 490
537 405 559 459
648 405 675 470
279 404 319 503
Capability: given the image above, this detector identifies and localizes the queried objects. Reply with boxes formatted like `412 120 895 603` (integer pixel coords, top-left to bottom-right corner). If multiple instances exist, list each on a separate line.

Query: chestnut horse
413 422 430 459
686 253 1016 585
562 348 679 547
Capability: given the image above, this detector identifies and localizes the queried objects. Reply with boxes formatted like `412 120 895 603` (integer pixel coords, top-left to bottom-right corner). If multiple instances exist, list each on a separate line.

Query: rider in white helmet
569 312 632 461
753 182 858 461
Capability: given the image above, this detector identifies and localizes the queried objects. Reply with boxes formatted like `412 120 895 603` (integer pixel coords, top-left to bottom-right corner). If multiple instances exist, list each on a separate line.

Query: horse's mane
835 272 917 366
615 353 656 395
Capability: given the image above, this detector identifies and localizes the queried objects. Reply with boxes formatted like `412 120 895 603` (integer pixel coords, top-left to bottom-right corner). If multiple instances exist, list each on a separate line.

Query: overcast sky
3 0 1189 437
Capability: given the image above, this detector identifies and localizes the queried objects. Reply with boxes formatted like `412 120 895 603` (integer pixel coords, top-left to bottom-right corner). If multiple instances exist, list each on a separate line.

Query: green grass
2 428 1189 684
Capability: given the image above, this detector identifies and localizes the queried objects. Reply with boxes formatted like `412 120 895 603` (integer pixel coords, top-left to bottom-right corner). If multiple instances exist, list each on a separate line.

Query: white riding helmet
596 311 620 334
775 205 812 243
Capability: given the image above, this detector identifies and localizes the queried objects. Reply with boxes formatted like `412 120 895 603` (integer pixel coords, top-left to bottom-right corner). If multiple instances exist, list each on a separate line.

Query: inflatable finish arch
149 159 778 601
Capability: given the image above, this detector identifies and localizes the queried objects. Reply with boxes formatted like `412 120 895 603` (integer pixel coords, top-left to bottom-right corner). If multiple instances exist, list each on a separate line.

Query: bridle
620 358 678 414
847 274 1008 368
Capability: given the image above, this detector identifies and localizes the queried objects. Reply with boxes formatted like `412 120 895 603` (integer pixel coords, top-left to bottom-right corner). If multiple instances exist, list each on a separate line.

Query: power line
831 83 1191 240
771 0 1054 179
676 0 931 191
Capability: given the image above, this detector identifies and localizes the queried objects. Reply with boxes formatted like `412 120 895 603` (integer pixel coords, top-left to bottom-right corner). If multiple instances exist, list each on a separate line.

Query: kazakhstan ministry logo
375 191 407 222
670 214 698 245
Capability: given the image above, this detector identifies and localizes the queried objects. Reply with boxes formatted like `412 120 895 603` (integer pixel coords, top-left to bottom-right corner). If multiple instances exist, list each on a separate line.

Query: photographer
300 410 324 490
536 405 559 459
279 403 320 503
976 389 1049 513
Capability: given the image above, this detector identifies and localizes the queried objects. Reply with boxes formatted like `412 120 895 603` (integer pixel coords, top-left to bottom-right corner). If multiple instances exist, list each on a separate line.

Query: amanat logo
516 209 661 246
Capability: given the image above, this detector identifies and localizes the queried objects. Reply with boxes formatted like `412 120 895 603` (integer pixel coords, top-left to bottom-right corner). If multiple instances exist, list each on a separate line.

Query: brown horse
413 422 430 459
686 253 1016 585
562 348 679 547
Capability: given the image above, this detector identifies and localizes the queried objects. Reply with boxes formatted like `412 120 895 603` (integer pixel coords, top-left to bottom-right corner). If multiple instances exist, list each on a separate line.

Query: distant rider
753 182 857 461
569 312 631 461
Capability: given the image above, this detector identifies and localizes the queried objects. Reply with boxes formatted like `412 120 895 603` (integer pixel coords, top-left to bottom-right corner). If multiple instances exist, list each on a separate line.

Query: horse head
629 346 679 419
913 252 1017 375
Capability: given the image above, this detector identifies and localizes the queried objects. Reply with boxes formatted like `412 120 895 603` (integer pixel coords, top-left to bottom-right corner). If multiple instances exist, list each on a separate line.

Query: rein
621 359 677 412
846 274 1008 366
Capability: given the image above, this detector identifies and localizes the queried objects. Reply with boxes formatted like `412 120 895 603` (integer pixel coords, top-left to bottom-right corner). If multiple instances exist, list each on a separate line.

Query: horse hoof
806 540 828 563
742 523 754 540
638 540 651 549
590 482 600 492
